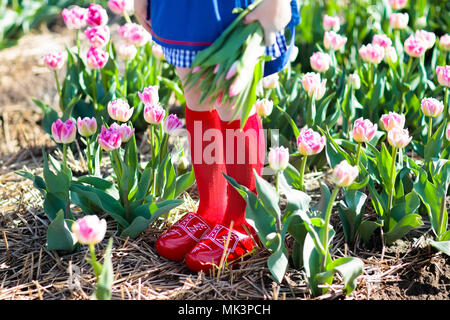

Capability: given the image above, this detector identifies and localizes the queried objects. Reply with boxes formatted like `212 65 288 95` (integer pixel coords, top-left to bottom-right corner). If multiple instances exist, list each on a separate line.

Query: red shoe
155 213 212 261
184 224 257 272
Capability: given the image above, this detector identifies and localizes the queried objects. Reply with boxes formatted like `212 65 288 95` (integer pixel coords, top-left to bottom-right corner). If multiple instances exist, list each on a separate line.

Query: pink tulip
380 112 406 131
389 13 409 29
110 122 134 142
446 123 450 142
152 44 165 60
85 26 110 48
297 127 326 156
118 23 150 47
255 98 273 118
323 15 340 32
324 31 347 51
61 6 88 30
348 73 361 89
268 147 289 172
86 3 108 27
163 114 183 136
310 52 332 73
71 215 107 245
108 0 133 16
421 98 444 118
436 66 450 87
439 34 450 52
302 72 327 100
77 117 97 137
261 73 279 89
138 86 159 106
387 127 412 149
332 160 359 187
117 43 137 60
352 118 377 143
404 35 427 58
192 66 201 74
86 46 109 69
372 34 393 49
384 46 398 64
44 52 65 70
415 30 436 49
107 99 134 122
389 0 407 10
143 104 165 125
229 75 246 97
225 61 239 80
52 119 76 144
359 44 385 64
98 125 122 151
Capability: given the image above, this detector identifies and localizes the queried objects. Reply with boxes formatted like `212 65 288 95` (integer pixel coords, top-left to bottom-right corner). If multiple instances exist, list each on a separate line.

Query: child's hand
244 0 292 46
134 0 152 33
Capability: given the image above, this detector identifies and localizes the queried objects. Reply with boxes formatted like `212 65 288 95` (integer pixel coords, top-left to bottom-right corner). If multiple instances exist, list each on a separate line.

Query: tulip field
0 0 449 301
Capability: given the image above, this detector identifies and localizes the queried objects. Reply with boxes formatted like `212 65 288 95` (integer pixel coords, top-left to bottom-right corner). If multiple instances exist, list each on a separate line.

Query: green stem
54 70 63 112
63 143 68 169
355 143 362 168
112 149 123 179
86 136 93 175
298 155 308 192
275 171 282 233
428 116 433 142
89 244 100 281
444 87 449 123
123 61 128 97
76 29 80 56
437 185 448 240
322 187 340 271
387 147 398 232
123 12 132 24
92 69 98 111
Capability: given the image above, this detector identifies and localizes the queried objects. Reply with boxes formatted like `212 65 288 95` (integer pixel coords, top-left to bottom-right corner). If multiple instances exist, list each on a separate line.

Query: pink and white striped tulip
297 127 326 156
310 52 332 73
52 119 77 144
439 34 450 52
261 73 279 89
118 23 150 47
446 123 450 142
302 72 327 100
352 118 377 143
415 30 436 50
98 125 122 151
225 61 238 80
348 73 361 89
85 26 110 48
71 215 107 245
117 43 137 60
332 160 359 187
372 34 393 49
77 117 97 137
229 75 246 97
404 35 427 58
436 66 450 87
44 52 65 70
108 0 134 16
389 0 407 10
107 99 134 122
110 122 134 142
387 127 412 149
255 98 273 118
163 114 183 136
323 15 340 32
359 44 385 65
86 46 109 69
152 44 165 60
143 104 165 125
380 112 406 131
138 86 159 106
86 3 108 27
61 6 87 30
384 46 398 64
389 13 409 29
421 98 444 118
324 31 347 51
268 146 290 172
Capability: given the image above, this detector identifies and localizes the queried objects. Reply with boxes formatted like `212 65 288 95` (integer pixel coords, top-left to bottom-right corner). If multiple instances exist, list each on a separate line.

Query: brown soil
0 27 449 300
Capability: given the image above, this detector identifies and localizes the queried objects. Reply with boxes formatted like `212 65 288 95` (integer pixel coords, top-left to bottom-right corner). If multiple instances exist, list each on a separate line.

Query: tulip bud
108 0 134 16
98 125 122 151
323 15 340 32
77 117 97 137
324 31 347 51
110 122 134 143
261 73 279 89
310 52 332 73
225 61 238 80
384 46 398 64
268 147 290 172
118 23 150 47
72 215 107 245
439 34 450 52
163 114 183 135
380 112 406 131
436 66 450 87
107 99 134 122
255 99 273 118
51 119 76 144
389 13 409 30
404 36 427 58
372 34 392 49
297 127 326 156
152 44 165 60
85 26 110 48
415 30 436 49
86 3 108 27
421 98 444 118
61 6 88 30
302 72 327 100
143 104 165 125
332 160 359 187
117 43 137 60
138 86 159 106
388 127 412 149
359 44 385 65
389 0 407 10
352 118 377 143
44 52 66 70
348 73 361 89
86 46 109 69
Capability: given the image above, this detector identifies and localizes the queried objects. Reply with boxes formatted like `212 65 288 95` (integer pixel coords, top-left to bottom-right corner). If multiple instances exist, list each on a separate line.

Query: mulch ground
0 26 449 300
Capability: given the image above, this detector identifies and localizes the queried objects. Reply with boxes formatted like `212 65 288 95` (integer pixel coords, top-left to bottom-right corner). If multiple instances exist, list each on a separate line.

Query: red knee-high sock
185 107 228 225
220 113 265 233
